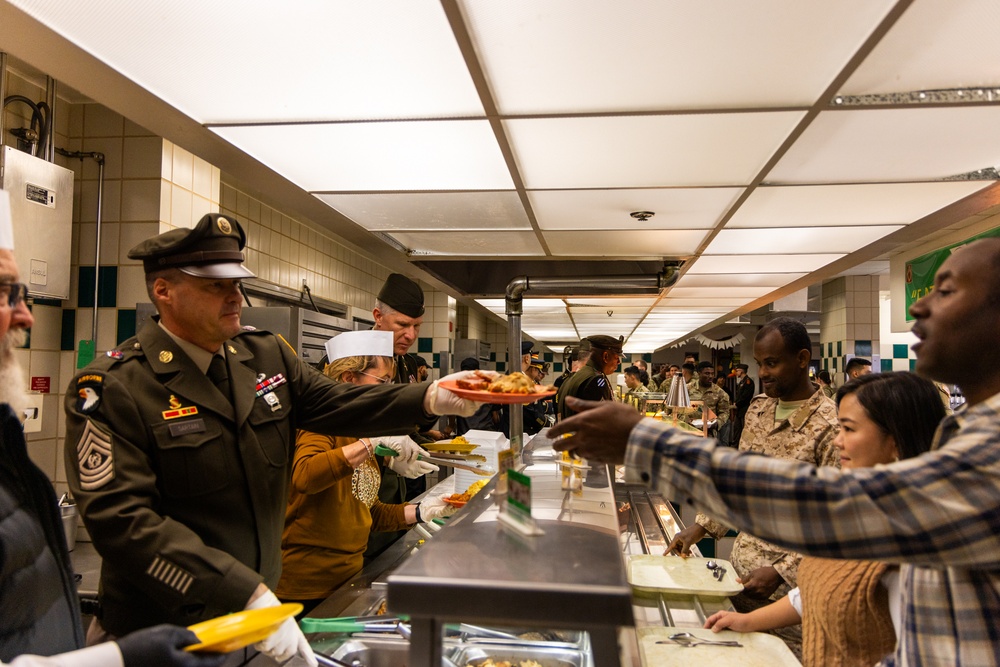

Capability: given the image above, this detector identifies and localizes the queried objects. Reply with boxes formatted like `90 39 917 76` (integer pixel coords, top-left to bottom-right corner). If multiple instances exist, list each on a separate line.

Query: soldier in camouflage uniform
685 361 731 432
666 318 840 658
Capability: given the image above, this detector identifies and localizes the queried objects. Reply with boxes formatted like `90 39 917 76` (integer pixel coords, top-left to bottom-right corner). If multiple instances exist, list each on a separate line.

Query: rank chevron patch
77 420 115 491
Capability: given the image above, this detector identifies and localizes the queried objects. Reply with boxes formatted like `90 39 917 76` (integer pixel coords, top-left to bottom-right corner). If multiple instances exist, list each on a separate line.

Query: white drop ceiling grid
6 0 1000 350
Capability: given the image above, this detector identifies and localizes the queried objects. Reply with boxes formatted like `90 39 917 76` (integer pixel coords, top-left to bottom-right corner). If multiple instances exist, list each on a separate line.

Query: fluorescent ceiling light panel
768 107 1000 183
522 328 580 341
528 188 742 230
543 229 709 256
462 0 895 113
728 182 989 228
566 298 658 308
212 121 513 191
705 225 902 255
505 113 805 189
842 0 1000 96
667 286 779 299
476 298 566 313
674 273 807 287
386 231 543 256
10 0 483 122
316 192 530 231
688 255 844 274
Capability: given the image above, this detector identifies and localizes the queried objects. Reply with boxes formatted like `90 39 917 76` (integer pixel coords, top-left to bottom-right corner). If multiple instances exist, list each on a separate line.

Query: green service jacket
64 321 435 635
556 361 613 420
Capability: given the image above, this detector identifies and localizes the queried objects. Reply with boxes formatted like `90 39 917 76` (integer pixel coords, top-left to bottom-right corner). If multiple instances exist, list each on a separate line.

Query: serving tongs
299 614 406 634
374 444 495 476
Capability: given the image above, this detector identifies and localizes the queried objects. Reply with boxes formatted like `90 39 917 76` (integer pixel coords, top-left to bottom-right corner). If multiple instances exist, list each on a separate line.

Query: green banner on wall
904 226 1000 321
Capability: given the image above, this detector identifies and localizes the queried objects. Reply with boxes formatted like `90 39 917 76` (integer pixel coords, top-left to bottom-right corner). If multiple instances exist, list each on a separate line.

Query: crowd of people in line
1 200 997 667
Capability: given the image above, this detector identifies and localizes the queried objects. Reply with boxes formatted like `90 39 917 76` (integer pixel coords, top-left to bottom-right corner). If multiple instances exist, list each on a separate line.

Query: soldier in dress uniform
499 343 548 437
556 335 624 421
63 214 479 667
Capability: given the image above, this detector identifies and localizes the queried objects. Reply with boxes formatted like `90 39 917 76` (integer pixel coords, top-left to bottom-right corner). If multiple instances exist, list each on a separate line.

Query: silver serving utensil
659 632 742 647
705 560 717 570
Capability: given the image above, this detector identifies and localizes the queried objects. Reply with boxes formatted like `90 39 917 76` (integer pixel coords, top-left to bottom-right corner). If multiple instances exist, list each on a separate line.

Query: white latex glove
423 370 500 417
374 435 439 479
419 494 458 522
246 588 317 667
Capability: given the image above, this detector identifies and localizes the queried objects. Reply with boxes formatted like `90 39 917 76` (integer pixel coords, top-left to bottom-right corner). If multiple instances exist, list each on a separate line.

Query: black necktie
207 355 231 401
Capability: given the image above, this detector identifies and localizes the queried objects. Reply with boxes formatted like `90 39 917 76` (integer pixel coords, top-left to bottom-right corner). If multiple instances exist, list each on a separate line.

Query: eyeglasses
0 283 28 309
358 370 392 384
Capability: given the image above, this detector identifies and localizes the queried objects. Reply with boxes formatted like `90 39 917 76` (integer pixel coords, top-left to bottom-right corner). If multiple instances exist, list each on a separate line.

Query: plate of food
184 603 302 652
424 435 480 454
441 371 556 405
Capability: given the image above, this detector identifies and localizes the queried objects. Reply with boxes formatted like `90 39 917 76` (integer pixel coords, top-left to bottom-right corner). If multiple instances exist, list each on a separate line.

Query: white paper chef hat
0 190 14 250
325 330 393 363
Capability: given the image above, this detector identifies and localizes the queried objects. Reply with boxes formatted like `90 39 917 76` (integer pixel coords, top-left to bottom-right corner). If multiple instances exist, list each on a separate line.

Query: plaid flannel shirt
625 390 1000 667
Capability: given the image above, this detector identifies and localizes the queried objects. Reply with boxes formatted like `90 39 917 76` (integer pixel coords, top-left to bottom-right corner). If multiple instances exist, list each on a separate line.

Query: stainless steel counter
387 434 633 667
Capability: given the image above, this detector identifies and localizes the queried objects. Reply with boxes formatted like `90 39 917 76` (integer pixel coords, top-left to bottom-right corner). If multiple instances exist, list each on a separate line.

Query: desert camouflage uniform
686 379 731 426
695 386 839 656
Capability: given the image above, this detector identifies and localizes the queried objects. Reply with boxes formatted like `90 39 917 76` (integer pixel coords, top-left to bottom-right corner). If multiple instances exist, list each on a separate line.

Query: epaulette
92 340 143 369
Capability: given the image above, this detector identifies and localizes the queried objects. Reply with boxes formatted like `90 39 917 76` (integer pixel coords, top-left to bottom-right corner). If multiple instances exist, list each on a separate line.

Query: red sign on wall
30 377 51 394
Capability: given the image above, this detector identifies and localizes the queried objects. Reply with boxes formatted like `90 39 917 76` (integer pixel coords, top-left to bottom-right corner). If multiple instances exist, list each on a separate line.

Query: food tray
451 645 585 667
438 380 557 405
637 627 800 667
445 626 585 649
627 555 743 596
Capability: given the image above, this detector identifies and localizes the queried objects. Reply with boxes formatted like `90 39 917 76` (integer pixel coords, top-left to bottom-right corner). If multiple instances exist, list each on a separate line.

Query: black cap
413 355 429 368
585 335 624 354
128 213 254 279
377 273 424 318
735 363 749 372
521 341 534 356
529 353 544 369
460 357 480 371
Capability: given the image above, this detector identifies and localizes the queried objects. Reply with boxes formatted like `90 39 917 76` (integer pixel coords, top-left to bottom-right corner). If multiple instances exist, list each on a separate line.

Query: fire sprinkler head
630 211 655 222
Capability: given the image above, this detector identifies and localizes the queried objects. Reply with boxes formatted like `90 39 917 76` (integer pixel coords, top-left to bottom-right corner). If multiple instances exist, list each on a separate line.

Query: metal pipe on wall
56 148 106 344
44 76 55 163
0 53 8 148
504 266 680 458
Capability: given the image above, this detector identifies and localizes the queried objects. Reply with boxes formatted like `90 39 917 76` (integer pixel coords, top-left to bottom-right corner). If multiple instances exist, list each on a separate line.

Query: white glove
246 588 317 667
374 435 439 479
419 494 458 522
423 370 499 417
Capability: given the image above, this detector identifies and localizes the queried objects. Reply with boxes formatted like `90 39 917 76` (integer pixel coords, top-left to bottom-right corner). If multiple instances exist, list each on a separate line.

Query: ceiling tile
729 182 990 228
212 121 513 191
674 273 807 287
768 107 1000 183
9 0 483 122
505 113 805 189
462 0 895 113
832 260 891 277
316 192 530 231
842 0 1000 96
543 229 710 257
687 254 845 274
387 231 543 256
658 297 755 308
704 225 902 254
528 188 742 230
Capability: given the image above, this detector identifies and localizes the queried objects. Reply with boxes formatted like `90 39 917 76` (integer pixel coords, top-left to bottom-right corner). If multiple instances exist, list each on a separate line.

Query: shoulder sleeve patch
77 420 115 491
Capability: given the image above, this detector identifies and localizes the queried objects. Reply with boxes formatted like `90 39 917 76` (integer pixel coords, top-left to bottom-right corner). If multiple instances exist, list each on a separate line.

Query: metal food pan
326 638 411 667
451 645 585 667
446 625 585 649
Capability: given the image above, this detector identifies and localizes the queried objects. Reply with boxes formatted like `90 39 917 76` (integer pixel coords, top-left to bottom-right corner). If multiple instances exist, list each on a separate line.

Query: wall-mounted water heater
0 145 73 299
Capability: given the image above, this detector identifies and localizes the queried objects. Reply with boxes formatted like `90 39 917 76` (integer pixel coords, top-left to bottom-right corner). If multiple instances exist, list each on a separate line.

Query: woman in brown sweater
704 372 945 667
276 330 455 615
